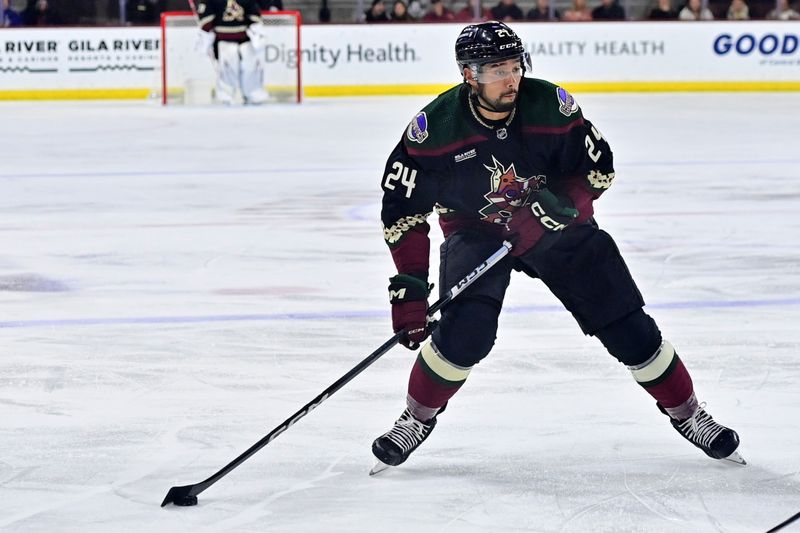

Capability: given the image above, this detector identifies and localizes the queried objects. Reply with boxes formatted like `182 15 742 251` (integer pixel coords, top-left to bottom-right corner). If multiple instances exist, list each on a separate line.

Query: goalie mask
455 21 531 84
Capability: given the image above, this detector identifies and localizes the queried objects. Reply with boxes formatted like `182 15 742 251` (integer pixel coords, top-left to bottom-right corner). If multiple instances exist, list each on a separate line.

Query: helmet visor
471 53 531 84
475 62 524 84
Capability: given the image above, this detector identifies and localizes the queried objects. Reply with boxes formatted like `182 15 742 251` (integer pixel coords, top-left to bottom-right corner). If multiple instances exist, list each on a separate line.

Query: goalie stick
161 241 513 507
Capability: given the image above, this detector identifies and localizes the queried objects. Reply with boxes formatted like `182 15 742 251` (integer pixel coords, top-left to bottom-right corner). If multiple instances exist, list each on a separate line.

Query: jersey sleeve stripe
523 117 585 135
406 135 489 158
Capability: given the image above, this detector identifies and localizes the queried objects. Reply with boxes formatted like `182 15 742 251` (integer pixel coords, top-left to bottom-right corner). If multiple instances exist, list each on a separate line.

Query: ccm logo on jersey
406 112 429 143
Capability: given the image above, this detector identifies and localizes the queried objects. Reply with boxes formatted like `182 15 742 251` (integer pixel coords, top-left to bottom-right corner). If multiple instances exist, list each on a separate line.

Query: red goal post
160 10 302 105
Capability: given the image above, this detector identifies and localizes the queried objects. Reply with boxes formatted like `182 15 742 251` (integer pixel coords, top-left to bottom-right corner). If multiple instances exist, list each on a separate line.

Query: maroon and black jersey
380 78 615 277
196 0 262 42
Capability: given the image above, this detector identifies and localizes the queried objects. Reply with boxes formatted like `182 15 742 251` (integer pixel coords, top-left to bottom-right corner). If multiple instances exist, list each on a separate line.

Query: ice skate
660 402 746 465
370 405 444 474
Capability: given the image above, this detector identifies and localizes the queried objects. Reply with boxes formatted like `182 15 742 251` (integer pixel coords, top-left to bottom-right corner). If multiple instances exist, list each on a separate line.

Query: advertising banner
0 27 161 98
298 22 800 94
1 22 798 100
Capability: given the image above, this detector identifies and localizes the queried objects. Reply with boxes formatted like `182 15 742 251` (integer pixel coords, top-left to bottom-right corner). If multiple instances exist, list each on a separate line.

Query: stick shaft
163 241 512 503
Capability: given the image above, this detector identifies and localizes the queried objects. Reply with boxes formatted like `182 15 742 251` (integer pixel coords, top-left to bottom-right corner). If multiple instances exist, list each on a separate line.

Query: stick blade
161 484 199 507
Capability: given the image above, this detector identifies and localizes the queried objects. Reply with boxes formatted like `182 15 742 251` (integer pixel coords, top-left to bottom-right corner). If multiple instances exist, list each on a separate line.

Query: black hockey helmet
455 21 530 74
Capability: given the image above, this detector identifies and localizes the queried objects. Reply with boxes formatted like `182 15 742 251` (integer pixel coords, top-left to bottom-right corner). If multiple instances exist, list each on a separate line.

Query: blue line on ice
1 297 798 329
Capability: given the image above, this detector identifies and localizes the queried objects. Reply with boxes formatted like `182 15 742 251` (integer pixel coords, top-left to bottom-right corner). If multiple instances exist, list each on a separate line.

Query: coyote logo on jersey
479 156 545 225
222 0 245 22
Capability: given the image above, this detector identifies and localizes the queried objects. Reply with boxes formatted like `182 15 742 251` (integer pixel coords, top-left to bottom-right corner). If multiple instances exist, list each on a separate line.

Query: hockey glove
505 189 579 257
195 30 215 59
389 274 433 350
246 24 268 52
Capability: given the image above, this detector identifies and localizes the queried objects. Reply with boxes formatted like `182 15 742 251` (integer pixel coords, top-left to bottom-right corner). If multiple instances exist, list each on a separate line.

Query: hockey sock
406 341 471 421
627 341 698 420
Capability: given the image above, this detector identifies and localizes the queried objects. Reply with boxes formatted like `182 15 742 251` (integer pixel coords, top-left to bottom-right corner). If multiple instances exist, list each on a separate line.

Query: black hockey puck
174 495 198 506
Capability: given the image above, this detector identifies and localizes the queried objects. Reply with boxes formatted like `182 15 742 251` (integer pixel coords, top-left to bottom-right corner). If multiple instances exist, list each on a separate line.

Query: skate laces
677 402 725 448
383 409 432 453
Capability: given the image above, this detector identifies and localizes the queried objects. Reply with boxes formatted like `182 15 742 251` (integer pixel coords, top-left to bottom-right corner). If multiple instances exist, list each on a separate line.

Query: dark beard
477 89 517 113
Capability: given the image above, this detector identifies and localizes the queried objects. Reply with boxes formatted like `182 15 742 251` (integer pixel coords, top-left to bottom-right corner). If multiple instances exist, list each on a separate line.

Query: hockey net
160 10 302 105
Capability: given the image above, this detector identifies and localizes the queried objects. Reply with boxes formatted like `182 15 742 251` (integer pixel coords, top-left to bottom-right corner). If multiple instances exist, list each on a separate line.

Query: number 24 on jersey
384 162 417 199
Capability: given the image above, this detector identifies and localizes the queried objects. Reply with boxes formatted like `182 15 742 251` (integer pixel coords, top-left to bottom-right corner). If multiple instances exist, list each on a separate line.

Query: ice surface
1 93 799 532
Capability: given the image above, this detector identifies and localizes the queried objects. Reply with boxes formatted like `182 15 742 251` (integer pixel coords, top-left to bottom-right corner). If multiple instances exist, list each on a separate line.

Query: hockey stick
767 510 800 533
161 240 513 507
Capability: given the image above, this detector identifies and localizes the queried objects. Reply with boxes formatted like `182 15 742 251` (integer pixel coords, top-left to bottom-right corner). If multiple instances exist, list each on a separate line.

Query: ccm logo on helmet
713 33 799 55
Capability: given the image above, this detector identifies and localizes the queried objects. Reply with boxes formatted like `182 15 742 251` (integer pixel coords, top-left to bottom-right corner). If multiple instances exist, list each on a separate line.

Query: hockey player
373 21 744 472
195 0 268 104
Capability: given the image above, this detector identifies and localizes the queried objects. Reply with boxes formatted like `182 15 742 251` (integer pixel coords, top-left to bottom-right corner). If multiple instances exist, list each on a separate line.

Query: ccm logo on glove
388 274 433 350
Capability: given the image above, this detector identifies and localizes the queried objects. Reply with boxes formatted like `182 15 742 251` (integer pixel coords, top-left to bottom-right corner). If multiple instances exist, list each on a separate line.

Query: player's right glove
504 188 579 257
388 274 432 350
195 30 215 58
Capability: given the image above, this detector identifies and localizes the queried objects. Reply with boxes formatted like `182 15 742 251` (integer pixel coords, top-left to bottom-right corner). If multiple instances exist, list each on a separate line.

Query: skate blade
369 460 392 476
723 450 747 465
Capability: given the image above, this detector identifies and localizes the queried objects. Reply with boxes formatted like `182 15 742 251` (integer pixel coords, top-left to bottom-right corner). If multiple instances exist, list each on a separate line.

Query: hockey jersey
380 78 616 278
196 0 262 42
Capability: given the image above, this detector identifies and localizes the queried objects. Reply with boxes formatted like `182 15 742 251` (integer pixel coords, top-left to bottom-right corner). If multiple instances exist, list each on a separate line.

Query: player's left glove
504 189 579 257
246 24 267 52
388 274 433 350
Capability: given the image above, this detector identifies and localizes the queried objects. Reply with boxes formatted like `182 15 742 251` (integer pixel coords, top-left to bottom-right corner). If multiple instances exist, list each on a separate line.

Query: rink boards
0 21 798 99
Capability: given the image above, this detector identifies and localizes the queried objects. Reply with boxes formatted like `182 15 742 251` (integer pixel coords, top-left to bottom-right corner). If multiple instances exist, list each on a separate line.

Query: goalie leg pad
215 41 241 104
239 41 268 105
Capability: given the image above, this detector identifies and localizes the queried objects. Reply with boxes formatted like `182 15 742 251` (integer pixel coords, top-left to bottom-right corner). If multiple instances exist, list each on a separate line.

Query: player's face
472 58 522 113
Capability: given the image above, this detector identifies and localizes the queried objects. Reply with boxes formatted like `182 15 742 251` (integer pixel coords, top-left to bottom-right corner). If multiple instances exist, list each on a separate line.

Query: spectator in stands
126 0 157 24
562 0 592 19
21 0 62 25
365 0 391 21
726 0 749 19
423 0 455 20
490 0 524 20
455 0 491 20
591 0 625 18
678 0 713 18
319 0 331 22
2 0 23 26
390 0 412 20
648 0 678 18
406 0 426 18
766 0 800 19
259 0 284 10
528 0 561 19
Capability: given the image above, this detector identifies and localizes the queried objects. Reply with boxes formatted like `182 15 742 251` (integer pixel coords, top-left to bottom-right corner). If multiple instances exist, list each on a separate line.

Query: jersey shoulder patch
406 112 429 144
518 78 583 128
555 86 579 117
402 85 471 154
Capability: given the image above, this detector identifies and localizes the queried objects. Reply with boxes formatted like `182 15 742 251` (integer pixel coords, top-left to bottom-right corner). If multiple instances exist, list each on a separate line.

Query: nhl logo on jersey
406 112 429 144
556 87 578 117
